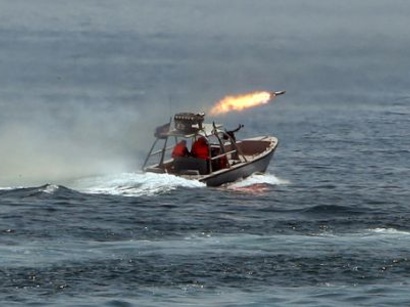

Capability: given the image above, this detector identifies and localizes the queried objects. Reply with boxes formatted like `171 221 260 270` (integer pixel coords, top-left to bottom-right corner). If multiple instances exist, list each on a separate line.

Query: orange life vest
191 137 209 160
172 142 189 158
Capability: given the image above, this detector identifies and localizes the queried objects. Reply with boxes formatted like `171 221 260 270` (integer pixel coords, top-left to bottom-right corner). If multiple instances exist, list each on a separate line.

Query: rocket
209 90 286 115
271 90 286 96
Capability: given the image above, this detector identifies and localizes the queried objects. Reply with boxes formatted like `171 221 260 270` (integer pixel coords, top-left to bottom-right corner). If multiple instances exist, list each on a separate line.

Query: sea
1 1 410 306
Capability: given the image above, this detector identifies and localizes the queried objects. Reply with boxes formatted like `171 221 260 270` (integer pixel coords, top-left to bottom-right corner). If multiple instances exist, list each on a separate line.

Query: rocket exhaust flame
209 90 285 116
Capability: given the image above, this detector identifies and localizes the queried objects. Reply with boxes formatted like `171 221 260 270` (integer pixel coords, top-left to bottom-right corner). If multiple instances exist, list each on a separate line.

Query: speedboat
141 112 278 187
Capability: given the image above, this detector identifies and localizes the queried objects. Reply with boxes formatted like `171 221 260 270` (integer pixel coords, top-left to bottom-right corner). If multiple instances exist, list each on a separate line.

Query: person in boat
223 124 244 142
191 136 209 160
172 140 190 158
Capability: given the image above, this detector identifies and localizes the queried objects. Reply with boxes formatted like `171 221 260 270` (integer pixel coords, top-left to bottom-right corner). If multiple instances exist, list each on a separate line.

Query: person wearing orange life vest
191 136 210 160
172 140 190 158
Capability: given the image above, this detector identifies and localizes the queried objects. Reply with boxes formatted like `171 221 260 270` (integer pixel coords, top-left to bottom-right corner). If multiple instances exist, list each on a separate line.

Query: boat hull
199 145 276 187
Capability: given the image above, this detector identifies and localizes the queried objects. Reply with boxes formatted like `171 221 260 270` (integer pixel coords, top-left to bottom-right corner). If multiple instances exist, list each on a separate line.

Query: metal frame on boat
141 112 278 187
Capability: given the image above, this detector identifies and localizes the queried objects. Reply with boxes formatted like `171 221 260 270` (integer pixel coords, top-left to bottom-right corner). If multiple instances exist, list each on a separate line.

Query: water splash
71 172 205 197
226 173 289 192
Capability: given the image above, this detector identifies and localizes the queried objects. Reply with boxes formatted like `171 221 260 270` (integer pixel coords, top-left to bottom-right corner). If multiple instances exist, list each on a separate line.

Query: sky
0 0 409 185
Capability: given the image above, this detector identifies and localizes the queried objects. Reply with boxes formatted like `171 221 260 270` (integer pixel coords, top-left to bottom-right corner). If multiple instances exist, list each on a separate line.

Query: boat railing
210 149 236 161
150 145 174 157
142 142 174 170
222 141 248 163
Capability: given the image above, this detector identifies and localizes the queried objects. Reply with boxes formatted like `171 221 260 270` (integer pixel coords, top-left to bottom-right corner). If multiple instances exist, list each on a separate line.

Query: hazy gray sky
1 0 409 185
0 1 407 41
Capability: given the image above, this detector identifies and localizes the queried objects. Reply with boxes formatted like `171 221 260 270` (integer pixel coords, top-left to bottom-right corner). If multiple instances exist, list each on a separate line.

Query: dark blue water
1 1 410 306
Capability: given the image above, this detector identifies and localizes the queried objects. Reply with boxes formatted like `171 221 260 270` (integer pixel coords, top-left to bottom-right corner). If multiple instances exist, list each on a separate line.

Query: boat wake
70 172 206 197
71 172 287 196
2 173 287 197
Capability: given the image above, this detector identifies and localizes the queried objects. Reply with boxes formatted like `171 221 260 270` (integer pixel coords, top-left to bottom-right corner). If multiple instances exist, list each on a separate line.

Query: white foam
0 187 16 191
369 227 410 236
227 173 289 189
71 172 205 197
42 184 60 194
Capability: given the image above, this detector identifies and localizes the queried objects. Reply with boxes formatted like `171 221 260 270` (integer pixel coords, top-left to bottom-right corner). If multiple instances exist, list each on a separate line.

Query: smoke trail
0 94 169 186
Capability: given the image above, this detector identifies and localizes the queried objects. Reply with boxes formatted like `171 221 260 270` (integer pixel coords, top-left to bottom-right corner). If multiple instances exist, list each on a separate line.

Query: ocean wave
0 183 73 198
302 204 366 216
